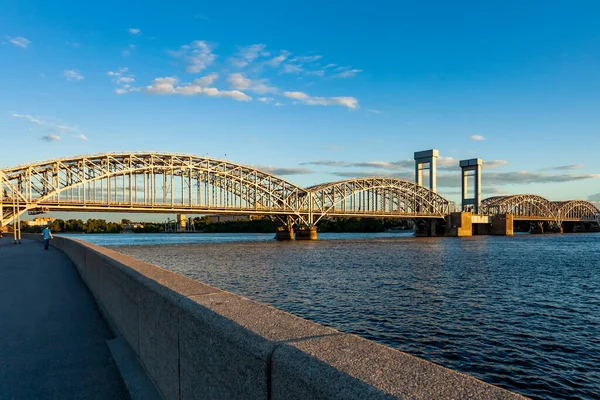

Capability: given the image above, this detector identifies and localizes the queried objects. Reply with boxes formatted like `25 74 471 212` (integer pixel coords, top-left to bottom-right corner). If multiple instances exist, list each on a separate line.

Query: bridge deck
0 238 129 400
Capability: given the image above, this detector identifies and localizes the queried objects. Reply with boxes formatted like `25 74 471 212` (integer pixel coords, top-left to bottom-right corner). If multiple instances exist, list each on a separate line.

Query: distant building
23 217 55 227
208 215 250 223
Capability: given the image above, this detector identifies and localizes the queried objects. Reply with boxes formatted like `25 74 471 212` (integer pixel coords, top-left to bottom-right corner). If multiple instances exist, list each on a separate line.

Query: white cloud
229 44 268 68
332 68 362 78
64 69 84 81
41 134 60 141
550 164 584 171
258 97 274 103
144 76 251 101
8 36 30 49
12 112 85 138
169 40 216 73
290 55 322 63
283 91 359 110
11 113 43 125
74 133 88 140
367 109 382 114
327 169 600 188
282 64 303 74
469 134 486 141
107 68 136 93
306 70 325 77
227 72 251 90
256 166 314 176
266 51 291 67
227 73 277 94
324 63 336 69
129 28 141 35
484 160 509 169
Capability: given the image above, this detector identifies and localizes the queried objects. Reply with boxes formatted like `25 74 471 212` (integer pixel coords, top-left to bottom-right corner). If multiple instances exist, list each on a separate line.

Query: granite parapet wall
26 234 526 400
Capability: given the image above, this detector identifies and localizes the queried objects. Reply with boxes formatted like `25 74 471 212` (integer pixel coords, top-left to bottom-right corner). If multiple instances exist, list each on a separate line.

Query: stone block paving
0 238 129 400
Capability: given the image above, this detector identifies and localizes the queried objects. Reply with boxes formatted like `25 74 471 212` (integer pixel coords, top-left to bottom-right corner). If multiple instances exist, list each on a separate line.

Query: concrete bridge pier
445 212 473 237
415 218 445 237
491 214 514 236
275 226 294 240
295 226 318 240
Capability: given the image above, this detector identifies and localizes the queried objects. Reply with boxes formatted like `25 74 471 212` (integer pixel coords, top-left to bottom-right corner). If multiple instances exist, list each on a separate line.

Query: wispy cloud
11 113 84 138
548 164 584 171
107 67 135 84
64 69 84 81
265 50 291 67
40 134 60 142
258 97 275 103
483 160 509 169
74 133 88 141
327 170 600 188
469 134 486 141
367 109 382 114
229 44 269 68
331 68 362 78
169 40 216 73
128 28 141 35
283 91 358 110
290 55 322 63
8 36 30 49
282 64 303 74
144 76 251 101
301 157 507 171
256 166 314 176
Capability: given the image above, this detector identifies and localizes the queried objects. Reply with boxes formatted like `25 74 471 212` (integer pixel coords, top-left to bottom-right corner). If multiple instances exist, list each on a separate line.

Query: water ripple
104 232 600 399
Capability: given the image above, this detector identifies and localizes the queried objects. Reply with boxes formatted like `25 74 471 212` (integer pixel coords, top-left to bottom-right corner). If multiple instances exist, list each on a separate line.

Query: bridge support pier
445 212 473 237
296 227 318 240
275 227 294 240
491 214 514 236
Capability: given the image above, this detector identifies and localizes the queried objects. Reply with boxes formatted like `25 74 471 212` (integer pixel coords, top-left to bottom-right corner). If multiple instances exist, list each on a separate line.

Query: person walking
41 225 53 250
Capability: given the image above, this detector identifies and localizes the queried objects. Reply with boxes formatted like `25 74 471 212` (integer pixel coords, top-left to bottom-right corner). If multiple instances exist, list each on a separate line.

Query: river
65 232 600 399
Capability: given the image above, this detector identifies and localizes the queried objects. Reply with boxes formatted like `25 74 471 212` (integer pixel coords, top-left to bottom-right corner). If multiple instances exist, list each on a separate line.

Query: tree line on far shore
23 216 414 234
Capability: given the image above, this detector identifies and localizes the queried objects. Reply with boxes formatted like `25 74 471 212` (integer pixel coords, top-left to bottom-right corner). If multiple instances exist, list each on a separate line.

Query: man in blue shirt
41 225 53 250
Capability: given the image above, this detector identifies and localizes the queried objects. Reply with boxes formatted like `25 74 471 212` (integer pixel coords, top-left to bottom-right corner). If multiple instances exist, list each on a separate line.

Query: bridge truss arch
305 177 452 225
553 200 600 222
0 152 310 226
480 194 559 221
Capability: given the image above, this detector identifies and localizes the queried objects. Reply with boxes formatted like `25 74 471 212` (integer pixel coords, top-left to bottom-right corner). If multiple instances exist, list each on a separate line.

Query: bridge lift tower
460 158 482 213
414 149 438 193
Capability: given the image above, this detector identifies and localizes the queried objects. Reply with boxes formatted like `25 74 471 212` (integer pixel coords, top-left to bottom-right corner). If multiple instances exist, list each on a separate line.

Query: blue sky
2 0 600 221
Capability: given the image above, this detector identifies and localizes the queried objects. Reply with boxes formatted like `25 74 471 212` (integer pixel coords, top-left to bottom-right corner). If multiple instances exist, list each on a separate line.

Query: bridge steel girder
481 194 600 224
553 200 600 223
0 153 452 228
305 177 451 226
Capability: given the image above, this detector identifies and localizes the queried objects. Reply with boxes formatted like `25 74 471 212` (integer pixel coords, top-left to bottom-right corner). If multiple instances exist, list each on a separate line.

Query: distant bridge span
0 152 452 229
480 195 599 223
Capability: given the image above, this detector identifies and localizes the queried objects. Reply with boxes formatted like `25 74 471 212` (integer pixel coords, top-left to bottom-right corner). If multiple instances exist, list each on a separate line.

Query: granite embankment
31 234 527 399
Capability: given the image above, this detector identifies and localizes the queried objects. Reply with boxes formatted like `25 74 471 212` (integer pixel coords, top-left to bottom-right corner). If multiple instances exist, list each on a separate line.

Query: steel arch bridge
0 152 452 229
306 178 452 225
480 195 599 223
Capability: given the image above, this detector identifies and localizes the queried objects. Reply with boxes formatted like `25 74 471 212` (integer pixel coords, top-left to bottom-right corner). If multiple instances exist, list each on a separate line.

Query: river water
67 232 600 399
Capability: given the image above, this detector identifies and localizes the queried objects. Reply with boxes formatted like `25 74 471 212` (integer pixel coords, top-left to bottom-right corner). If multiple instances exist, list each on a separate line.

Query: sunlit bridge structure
480 196 599 223
0 153 451 237
1 151 598 240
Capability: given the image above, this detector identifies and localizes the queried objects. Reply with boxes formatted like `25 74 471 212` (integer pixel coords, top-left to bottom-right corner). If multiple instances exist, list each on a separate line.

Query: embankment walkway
0 238 129 400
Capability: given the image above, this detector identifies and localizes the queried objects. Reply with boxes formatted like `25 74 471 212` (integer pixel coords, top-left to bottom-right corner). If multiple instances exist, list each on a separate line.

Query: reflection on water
72 232 600 399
